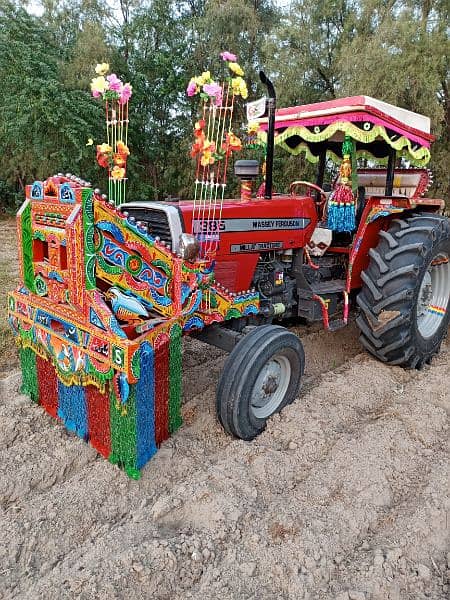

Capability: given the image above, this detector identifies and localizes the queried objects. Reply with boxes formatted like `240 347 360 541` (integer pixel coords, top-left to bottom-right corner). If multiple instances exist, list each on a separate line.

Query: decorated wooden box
7 177 258 478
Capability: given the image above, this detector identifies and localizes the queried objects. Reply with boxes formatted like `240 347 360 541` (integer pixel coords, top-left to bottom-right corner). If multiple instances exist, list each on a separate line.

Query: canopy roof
254 96 434 166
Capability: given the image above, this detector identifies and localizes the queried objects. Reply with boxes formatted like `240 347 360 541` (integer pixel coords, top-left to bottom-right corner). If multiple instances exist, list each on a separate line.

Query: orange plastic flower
116 140 130 156
222 131 242 154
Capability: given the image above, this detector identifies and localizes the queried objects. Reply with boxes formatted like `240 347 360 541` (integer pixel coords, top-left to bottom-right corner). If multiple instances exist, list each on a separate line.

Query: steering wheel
290 180 327 205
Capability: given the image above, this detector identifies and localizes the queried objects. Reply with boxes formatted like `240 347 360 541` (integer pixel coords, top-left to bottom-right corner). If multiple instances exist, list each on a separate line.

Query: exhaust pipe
259 71 276 199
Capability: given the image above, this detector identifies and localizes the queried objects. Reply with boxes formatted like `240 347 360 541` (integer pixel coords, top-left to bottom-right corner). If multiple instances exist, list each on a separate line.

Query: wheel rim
416 252 450 338
250 355 291 420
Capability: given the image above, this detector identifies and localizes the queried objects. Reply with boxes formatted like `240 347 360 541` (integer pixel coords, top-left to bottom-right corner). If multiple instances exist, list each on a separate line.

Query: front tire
216 325 305 440
357 213 450 368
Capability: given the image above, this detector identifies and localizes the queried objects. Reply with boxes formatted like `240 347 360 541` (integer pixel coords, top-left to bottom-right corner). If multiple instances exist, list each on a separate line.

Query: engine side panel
178 195 318 291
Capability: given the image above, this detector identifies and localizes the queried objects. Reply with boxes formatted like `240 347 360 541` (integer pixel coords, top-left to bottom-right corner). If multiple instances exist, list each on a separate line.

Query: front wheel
357 213 450 368
216 325 305 440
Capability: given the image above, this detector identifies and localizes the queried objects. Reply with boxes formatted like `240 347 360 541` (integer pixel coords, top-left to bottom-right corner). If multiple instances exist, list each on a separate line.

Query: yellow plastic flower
239 80 248 99
228 62 244 76
91 76 109 95
199 71 211 84
247 122 259 134
231 77 243 94
200 140 216 166
97 143 112 154
111 165 126 179
95 63 109 75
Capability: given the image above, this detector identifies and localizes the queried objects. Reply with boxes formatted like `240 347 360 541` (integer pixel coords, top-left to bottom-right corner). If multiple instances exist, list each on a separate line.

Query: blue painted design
57 382 87 439
31 181 43 200
119 373 130 404
97 220 125 243
108 287 149 319
183 290 202 315
48 271 64 282
149 287 172 307
183 316 205 331
35 310 79 343
181 284 191 303
59 183 75 204
136 341 156 468
19 286 30 295
89 307 106 331
369 210 391 223
109 315 127 338
244 304 258 315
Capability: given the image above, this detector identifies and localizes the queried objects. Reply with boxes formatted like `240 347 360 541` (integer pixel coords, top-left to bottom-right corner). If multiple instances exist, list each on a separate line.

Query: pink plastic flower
186 79 198 97
118 83 132 105
203 82 223 106
220 51 237 62
92 90 101 98
107 73 123 92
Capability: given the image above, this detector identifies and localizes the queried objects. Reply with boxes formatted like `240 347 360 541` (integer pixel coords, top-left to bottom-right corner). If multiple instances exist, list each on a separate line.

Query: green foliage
0 0 448 208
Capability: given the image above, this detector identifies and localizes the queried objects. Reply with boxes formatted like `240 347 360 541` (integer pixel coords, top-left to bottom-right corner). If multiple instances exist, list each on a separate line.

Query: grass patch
0 218 19 376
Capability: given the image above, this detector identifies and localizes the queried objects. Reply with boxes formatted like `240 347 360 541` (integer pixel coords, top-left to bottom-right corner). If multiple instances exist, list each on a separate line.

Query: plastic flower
91 76 109 97
220 51 237 62
118 83 132 105
95 63 109 75
111 165 126 179
116 140 130 156
107 73 123 92
194 120 205 136
222 131 242 155
187 79 198 97
114 153 127 167
200 140 216 166
228 62 244 76
203 82 223 106
239 80 248 99
231 77 248 99
97 143 112 154
199 71 211 85
247 122 259 134
96 143 112 169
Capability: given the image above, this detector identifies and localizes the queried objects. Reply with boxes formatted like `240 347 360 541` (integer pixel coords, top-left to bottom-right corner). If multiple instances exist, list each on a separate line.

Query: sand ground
0 220 448 600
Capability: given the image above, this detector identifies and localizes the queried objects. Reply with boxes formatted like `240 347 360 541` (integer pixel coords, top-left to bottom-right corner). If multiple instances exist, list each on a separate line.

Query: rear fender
347 196 444 291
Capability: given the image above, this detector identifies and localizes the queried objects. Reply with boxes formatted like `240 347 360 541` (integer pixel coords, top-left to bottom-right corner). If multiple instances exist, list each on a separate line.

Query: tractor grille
124 207 172 247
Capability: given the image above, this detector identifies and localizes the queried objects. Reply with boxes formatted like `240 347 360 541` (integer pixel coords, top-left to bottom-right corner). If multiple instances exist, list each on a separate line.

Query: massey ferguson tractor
122 75 449 441
8 68 449 477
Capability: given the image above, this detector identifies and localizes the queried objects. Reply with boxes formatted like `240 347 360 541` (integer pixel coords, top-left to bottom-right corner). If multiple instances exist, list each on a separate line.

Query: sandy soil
0 319 449 600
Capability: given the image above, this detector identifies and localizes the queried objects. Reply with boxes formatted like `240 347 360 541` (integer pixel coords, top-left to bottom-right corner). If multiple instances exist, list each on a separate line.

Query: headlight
179 233 200 261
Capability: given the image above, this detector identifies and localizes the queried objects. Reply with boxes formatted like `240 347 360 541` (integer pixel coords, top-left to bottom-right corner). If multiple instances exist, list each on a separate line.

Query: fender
347 195 445 290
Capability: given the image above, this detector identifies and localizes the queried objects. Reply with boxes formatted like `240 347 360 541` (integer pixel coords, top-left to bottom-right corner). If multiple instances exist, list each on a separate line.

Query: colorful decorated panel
8 173 260 477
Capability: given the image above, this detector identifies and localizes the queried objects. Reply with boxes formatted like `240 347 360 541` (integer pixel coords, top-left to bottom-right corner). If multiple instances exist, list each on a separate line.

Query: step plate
310 279 346 295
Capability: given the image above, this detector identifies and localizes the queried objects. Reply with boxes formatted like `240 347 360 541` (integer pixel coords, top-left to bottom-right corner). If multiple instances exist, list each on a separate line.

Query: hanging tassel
327 136 356 233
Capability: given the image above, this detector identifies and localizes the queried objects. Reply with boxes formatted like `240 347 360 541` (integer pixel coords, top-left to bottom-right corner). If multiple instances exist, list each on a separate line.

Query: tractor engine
251 250 298 318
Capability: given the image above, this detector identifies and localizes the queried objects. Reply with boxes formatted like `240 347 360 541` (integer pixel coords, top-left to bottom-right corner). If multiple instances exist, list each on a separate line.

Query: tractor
121 74 450 441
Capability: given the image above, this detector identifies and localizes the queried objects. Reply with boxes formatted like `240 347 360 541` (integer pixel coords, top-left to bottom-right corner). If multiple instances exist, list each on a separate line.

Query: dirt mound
0 324 449 599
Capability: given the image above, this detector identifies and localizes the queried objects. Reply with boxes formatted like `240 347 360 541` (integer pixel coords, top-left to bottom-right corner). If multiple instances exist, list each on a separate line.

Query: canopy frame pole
385 146 396 196
259 71 276 200
316 149 326 203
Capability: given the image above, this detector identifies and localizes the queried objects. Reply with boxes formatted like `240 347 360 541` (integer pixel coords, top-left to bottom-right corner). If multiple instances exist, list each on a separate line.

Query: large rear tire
356 213 450 368
216 325 305 440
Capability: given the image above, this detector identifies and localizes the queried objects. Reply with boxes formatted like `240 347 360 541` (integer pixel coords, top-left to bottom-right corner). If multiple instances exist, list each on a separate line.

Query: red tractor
122 75 449 441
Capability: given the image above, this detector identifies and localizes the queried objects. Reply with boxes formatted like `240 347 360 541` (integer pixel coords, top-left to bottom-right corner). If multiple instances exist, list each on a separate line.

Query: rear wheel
216 325 305 440
357 213 450 368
